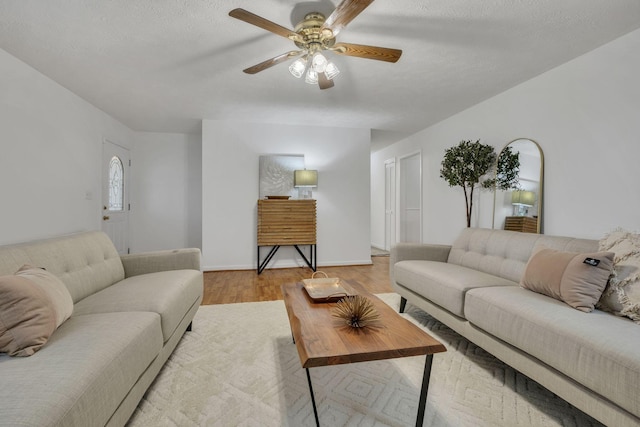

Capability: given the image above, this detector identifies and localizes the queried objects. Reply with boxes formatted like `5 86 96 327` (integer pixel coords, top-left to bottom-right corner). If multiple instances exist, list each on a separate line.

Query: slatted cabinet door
257 200 317 246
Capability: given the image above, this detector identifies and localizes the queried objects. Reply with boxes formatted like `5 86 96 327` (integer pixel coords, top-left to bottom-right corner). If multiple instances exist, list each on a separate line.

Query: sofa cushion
73 269 202 342
465 286 640 418
0 311 163 427
520 247 614 312
0 266 73 356
447 228 598 283
0 231 125 303
394 260 517 317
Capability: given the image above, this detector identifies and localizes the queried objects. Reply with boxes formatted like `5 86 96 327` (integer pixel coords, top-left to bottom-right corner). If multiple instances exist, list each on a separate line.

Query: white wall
372 28 640 245
130 132 202 252
202 120 371 271
0 48 134 246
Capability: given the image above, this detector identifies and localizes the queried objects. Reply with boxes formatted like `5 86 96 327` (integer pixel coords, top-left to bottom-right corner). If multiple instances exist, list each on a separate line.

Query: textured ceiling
1 1 640 149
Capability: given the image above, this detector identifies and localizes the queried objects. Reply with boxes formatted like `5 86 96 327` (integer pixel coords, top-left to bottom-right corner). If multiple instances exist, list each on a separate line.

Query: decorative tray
302 277 356 303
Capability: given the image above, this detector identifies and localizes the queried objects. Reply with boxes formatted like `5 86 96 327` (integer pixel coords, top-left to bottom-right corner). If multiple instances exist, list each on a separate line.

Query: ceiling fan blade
321 0 374 37
243 51 303 74
318 73 335 90
332 42 402 63
229 8 302 42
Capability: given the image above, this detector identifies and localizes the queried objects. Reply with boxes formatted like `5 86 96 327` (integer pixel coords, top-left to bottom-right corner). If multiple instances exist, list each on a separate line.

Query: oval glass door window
108 156 124 211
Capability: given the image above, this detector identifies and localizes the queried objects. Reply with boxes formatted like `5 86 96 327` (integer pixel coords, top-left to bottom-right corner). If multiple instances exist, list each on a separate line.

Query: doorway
384 158 396 251
398 151 422 243
102 139 130 254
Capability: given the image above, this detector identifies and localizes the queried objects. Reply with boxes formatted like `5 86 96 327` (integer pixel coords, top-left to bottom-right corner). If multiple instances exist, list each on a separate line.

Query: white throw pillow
598 229 640 323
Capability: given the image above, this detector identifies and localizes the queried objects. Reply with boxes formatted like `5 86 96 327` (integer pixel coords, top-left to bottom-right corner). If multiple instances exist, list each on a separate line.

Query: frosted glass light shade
324 62 340 80
311 52 328 73
294 170 318 187
289 58 306 78
305 68 318 84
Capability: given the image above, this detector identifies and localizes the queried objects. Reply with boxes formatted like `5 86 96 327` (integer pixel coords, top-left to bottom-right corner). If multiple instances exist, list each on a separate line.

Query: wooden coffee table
281 280 446 427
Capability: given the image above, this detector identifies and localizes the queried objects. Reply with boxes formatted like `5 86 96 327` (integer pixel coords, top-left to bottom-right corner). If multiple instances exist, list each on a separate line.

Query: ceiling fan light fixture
288 57 307 78
311 52 328 73
229 1 403 90
324 62 340 80
305 68 319 85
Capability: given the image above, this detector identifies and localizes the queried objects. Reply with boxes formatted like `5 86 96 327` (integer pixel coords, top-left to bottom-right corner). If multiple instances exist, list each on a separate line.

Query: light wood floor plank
203 256 391 305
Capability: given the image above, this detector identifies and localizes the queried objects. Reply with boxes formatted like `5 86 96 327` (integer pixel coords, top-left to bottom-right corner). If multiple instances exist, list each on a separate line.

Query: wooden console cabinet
504 216 538 233
257 199 316 273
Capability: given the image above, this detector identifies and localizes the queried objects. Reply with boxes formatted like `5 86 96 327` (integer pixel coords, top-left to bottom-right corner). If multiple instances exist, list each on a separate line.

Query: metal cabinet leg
294 244 316 272
257 245 280 274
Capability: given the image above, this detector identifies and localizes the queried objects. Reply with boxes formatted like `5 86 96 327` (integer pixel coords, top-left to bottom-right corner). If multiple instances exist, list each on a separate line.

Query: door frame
102 138 130 254
384 158 396 251
398 150 422 244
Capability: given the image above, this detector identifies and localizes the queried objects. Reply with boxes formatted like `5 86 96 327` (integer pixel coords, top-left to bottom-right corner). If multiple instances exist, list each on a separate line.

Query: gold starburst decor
331 295 381 328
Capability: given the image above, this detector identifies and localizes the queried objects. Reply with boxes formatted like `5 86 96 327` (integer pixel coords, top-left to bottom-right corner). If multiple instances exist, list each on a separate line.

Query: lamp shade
511 190 535 207
324 62 340 80
288 57 307 78
294 170 318 187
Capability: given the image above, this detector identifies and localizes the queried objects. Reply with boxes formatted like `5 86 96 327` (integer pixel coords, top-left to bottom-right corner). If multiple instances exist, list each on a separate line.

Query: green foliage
440 140 519 227
482 146 520 190
440 140 496 189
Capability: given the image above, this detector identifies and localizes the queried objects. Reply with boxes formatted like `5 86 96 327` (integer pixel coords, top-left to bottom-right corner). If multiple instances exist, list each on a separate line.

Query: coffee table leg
415 354 434 427
305 368 320 427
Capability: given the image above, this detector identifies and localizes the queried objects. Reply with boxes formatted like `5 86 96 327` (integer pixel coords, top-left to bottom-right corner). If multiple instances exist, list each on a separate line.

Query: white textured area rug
127 294 603 427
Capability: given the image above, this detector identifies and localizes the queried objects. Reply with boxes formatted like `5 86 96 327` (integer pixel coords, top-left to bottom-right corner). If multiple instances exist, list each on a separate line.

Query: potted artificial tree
440 140 520 227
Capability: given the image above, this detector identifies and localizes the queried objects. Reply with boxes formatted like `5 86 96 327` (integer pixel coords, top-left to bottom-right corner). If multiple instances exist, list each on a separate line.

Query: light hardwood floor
202 256 392 305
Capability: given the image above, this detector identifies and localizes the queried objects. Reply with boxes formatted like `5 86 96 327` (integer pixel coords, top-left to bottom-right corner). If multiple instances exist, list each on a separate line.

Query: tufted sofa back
0 231 125 303
447 228 598 283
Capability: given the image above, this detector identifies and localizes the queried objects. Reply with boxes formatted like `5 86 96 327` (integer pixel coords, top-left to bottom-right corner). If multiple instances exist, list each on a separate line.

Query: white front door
102 140 130 254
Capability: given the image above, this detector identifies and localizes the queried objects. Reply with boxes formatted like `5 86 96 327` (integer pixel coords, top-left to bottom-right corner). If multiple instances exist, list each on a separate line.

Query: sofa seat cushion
394 260 517 317
73 269 202 342
0 311 162 427
465 286 640 418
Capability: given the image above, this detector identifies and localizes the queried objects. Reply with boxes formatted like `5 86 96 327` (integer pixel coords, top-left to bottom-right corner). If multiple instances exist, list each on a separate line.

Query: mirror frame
492 138 544 233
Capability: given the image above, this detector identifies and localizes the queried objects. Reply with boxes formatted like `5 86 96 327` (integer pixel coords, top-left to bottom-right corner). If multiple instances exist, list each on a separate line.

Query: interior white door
399 152 422 244
384 158 396 251
102 140 130 254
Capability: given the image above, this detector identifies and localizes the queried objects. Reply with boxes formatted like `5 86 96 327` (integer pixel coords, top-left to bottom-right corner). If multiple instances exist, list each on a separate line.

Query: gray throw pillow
521 247 614 312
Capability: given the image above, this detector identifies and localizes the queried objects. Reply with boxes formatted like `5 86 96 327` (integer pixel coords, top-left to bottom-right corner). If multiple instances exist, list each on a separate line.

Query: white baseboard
319 259 373 267
202 259 373 272
202 264 254 271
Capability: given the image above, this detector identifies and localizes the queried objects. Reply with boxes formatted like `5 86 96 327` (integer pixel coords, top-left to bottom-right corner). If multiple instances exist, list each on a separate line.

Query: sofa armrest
389 243 452 284
390 243 452 264
120 248 201 278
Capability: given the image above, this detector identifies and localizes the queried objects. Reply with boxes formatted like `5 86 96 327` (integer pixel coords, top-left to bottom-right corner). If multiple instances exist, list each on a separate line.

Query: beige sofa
0 231 203 427
390 228 640 427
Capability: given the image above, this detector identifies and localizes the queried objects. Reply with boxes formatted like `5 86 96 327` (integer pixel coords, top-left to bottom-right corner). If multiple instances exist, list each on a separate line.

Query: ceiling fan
229 0 402 90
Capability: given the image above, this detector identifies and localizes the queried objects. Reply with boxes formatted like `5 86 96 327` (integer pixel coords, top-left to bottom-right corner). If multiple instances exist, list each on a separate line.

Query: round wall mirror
492 138 544 233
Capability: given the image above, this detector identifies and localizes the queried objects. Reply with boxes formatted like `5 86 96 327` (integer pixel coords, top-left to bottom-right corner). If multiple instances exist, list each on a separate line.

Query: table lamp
294 170 318 199
511 190 535 216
